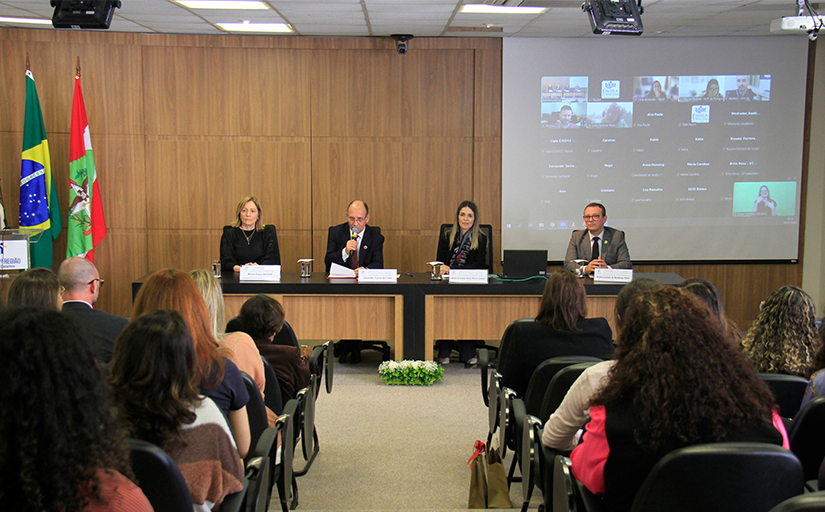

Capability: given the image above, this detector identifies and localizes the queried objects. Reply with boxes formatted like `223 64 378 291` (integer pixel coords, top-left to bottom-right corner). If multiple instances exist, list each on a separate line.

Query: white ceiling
0 0 810 38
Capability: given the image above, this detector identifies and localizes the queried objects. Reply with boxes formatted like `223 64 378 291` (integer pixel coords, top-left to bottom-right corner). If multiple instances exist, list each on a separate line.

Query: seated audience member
498 270 614 398
6 267 62 310
132 269 250 458
0 307 152 512
800 324 825 407
542 278 661 451
58 256 129 365
190 269 277 425
741 285 820 378
679 277 741 343
571 287 788 512
436 200 487 366
220 195 281 273
110 311 244 510
238 294 310 403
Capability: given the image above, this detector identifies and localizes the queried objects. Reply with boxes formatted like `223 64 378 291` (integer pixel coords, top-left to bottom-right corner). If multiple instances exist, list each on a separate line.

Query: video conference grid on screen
502 37 808 262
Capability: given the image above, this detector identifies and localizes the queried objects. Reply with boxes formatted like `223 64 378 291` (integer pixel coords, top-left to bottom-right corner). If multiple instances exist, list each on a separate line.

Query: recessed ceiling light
176 1 269 9
0 16 53 25
217 21 293 33
460 4 548 15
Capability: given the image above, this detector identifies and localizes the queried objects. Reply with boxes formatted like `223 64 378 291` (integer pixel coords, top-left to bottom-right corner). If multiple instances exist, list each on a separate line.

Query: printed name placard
593 268 633 283
358 268 398 284
239 265 281 282
448 269 489 284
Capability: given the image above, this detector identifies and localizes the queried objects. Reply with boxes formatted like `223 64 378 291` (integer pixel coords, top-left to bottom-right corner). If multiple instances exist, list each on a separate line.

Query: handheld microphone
349 227 358 260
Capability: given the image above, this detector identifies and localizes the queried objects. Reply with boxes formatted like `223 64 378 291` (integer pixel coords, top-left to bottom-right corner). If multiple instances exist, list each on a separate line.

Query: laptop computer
502 250 548 279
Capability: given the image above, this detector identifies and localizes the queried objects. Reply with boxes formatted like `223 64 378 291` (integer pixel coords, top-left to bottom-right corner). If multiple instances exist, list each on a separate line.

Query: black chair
273 321 300 348
769 491 825 512
519 362 601 512
759 373 809 418
479 319 535 408
240 371 269 466
502 357 603 487
790 395 825 485
273 399 298 512
554 443 804 512
126 438 194 512
260 356 284 415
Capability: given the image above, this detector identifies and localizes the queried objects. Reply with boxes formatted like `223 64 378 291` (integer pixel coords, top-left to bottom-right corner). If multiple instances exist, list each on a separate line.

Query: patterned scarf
450 230 473 267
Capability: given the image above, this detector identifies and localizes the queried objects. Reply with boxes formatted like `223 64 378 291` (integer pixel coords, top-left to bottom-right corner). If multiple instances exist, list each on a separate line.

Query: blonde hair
231 196 263 231
190 269 225 339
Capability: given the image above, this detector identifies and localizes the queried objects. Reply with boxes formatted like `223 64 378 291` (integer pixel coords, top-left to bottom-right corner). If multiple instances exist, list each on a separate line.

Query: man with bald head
57 256 128 365
324 200 385 363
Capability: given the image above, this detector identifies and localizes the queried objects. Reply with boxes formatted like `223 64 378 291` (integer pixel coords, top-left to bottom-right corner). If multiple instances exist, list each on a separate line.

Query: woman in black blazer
220 195 280 273
436 200 488 365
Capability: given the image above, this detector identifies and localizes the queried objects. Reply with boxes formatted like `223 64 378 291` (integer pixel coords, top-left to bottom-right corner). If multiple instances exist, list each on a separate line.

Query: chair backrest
790 395 825 481
260 356 284 415
539 361 601 421
630 442 803 512
272 320 299 348
523 356 603 417
758 373 809 418
240 371 268 465
226 316 242 333
769 491 825 512
438 222 494 272
126 438 194 512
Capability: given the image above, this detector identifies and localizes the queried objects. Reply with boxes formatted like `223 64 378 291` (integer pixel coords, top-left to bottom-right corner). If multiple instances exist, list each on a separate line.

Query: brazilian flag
20 69 62 268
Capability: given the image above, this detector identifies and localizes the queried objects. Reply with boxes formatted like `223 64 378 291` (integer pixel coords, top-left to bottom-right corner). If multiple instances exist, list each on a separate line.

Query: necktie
591 236 600 261
350 236 359 269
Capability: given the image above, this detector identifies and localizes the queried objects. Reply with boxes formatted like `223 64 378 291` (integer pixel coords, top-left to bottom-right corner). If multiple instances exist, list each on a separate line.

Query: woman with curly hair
132 269 250 457
800 324 825 407
740 285 819 378
0 307 151 512
571 287 788 512
110 310 244 510
497 270 613 398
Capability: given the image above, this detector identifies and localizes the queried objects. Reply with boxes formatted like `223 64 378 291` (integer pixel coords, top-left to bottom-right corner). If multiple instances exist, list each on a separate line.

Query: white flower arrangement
378 359 444 386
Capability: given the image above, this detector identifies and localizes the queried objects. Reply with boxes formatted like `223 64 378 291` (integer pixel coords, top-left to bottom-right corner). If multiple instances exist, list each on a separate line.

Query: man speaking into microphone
325 200 385 363
325 200 384 275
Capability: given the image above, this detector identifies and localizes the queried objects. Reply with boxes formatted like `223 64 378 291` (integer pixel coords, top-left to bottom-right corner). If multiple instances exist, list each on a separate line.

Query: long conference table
132 272 683 361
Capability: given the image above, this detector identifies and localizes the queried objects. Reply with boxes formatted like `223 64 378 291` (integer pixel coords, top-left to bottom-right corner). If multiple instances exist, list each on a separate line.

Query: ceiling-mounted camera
391 34 414 54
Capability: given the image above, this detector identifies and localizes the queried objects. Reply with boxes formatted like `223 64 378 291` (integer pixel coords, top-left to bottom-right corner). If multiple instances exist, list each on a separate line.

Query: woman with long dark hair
110 310 244 510
132 269 250 457
571 287 788 511
497 270 613 398
0 307 151 511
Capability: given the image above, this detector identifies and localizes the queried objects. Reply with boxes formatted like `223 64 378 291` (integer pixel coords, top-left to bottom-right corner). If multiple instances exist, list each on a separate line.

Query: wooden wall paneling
473 139 502 270
473 47 503 139
634 263 801 332
271 230 313 273
145 138 311 230
311 139 475 231
397 50 475 137
246 49 312 137
311 50 396 137
93 230 148 317
92 135 148 230
383 230 442 274
146 230 221 274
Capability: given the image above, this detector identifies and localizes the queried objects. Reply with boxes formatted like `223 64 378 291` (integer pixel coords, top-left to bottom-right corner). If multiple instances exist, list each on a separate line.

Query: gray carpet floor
283 351 544 511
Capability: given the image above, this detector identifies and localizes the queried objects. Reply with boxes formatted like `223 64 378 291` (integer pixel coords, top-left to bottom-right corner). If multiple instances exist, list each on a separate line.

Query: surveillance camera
391 34 414 55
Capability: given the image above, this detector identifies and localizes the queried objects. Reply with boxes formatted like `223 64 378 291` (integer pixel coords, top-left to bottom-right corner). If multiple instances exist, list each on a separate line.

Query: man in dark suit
324 200 385 363
564 202 631 275
324 200 384 274
58 256 129 365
